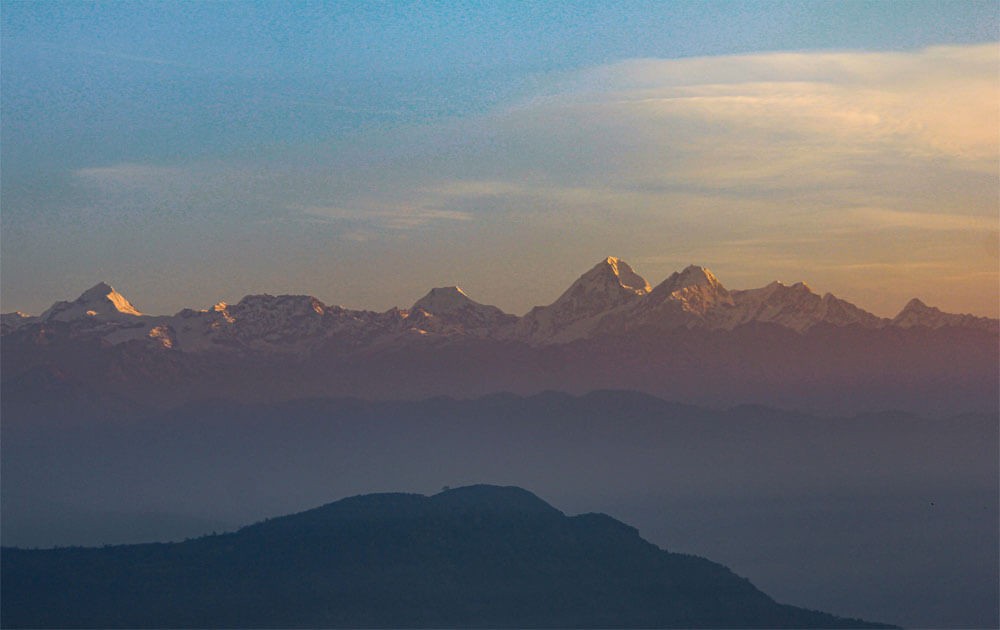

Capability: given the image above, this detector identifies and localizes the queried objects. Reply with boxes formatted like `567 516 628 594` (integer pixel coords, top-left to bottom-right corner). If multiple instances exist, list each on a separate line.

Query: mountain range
3 257 996 344
2 484 894 628
2 257 997 414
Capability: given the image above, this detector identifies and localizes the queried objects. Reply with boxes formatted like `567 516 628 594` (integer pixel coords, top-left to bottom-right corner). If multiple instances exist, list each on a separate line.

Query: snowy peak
726 281 883 332
896 298 933 318
649 265 727 300
409 286 516 336
644 264 733 317
205 293 336 342
581 257 651 295
658 265 722 292
892 298 998 332
164 293 396 354
412 286 476 314
601 257 651 294
512 257 651 343
41 282 142 321
551 257 651 308
766 280 812 294
729 280 818 310
77 282 142 315
232 293 327 316
77 281 114 301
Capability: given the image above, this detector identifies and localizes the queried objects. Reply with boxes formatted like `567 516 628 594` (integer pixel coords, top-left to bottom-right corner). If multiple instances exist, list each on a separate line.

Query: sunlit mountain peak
412 286 475 314
40 282 142 321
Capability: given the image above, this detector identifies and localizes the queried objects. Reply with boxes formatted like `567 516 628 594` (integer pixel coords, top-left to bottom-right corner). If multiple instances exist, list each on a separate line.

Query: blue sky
2 1 998 316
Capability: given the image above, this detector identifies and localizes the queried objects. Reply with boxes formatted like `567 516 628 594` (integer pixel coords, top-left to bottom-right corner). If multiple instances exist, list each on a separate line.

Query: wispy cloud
837 207 999 233
419 180 529 198
74 164 182 189
18 38 206 71
541 44 998 164
299 205 473 235
495 45 998 203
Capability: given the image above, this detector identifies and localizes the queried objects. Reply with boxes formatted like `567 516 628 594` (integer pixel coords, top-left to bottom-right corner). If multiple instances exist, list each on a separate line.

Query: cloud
74 164 183 189
300 205 473 233
535 44 998 167
478 45 997 201
75 45 996 243
837 207 999 233
419 180 529 198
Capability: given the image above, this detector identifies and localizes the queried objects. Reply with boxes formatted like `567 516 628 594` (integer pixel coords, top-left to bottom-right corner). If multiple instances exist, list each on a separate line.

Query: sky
2 1 998 317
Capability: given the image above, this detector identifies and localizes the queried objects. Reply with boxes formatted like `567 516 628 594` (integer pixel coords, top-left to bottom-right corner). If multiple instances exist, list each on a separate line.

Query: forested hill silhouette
3 485 895 629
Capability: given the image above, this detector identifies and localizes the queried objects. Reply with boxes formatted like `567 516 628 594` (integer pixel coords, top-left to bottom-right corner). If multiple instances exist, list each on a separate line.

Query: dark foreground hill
2 485 893 629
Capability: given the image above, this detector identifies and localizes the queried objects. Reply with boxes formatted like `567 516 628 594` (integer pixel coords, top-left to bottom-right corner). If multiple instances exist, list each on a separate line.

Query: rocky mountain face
1 484 895 628
2 257 996 413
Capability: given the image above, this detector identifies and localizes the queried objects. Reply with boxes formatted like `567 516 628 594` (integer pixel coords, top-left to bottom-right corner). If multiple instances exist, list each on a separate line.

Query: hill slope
2 485 893 628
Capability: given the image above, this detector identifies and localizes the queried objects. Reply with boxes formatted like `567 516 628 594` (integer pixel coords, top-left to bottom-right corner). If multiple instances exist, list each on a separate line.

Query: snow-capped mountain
4 284 516 354
2 258 996 415
891 298 999 333
519 262 893 341
3 257 996 352
512 257 650 344
412 286 478 313
409 287 518 336
616 264 736 332
40 282 143 322
138 294 411 354
724 281 887 332
648 265 734 316
624 265 895 333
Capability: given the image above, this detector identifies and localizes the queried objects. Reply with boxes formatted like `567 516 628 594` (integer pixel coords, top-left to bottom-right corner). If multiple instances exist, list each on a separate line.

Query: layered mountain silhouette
2 257 996 413
1 484 895 628
3 391 996 626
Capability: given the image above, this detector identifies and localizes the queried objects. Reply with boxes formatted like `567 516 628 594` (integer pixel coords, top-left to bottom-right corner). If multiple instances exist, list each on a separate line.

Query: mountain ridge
3 258 996 415
4 257 995 351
